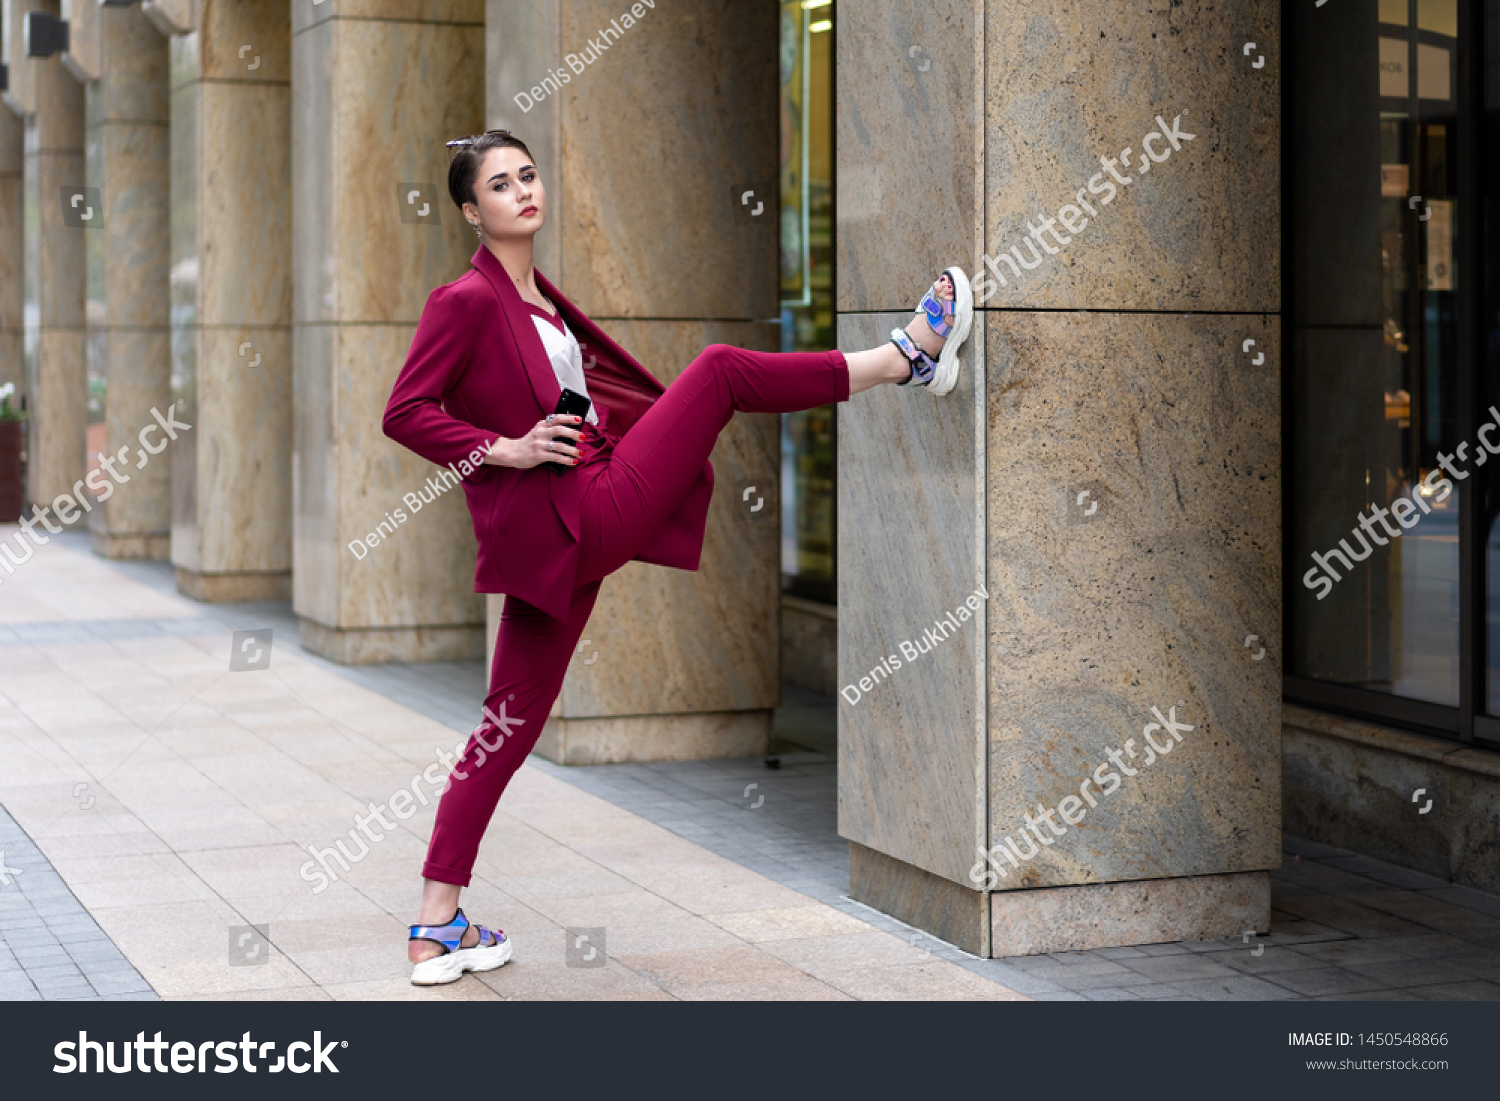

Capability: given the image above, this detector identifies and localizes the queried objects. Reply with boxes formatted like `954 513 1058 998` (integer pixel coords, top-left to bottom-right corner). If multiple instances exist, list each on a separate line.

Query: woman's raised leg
574 272 964 581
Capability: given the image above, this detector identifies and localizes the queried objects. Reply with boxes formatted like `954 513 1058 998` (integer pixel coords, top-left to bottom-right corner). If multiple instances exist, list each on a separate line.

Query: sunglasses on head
446 128 512 150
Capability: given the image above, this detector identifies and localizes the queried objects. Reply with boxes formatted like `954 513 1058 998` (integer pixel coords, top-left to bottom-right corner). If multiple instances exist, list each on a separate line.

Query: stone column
290 0 487 662
13 0 86 511
837 1 1281 956
63 0 173 558
0 74 21 409
153 0 292 601
487 0 782 763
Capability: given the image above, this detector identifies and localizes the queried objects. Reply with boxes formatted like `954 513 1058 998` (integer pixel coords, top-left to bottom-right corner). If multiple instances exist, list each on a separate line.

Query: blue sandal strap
408 907 470 954
919 283 956 338
889 328 937 387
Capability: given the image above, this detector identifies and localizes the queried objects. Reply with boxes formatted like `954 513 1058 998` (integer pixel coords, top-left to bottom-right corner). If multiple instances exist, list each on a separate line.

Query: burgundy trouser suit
421 342 850 885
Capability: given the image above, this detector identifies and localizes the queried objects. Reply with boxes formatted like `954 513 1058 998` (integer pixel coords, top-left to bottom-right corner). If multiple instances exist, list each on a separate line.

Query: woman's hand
485 415 585 469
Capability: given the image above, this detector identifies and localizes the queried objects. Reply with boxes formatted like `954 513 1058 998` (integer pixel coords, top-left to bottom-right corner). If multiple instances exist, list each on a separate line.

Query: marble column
487 0 782 763
290 0 487 663
159 0 293 601
0 81 21 411
837 1 1281 956
63 0 173 558
14 0 87 512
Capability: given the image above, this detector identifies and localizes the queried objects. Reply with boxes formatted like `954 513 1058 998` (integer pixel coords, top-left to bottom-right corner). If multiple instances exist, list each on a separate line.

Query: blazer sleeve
382 283 497 478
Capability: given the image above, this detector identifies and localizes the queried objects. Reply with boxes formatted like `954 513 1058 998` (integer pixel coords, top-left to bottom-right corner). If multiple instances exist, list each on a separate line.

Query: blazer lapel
468 246 560 416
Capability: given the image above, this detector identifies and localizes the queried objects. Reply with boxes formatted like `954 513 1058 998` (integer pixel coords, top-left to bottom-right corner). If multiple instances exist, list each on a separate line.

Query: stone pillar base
849 842 989 955
988 872 1271 958
850 842 1270 958
176 567 291 604
298 617 484 665
92 531 170 561
534 711 773 766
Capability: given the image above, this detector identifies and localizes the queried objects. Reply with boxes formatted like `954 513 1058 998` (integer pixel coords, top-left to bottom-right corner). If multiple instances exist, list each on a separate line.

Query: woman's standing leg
409 576 601 962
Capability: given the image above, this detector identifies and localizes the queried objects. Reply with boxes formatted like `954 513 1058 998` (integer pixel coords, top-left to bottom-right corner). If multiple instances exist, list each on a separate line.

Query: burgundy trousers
421 343 850 885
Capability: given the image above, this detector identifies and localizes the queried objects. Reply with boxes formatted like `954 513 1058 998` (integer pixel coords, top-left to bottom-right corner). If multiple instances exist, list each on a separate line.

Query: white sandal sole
410 937 513 986
927 266 972 397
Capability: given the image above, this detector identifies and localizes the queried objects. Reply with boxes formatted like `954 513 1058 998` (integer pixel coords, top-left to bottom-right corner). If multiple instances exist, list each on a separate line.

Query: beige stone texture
989 872 1271 957
167 0 294 599
476 0 785 761
984 311 1282 888
835 0 1283 953
836 309 987 887
84 5 173 557
23 15 89 509
290 3 487 661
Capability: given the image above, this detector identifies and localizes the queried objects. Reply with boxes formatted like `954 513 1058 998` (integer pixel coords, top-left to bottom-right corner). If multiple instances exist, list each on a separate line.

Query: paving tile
1342 958 1478 989
1027 990 1090 1001
1260 967 1392 997
1167 974 1301 1001
88 971 155 996
1421 886 1500 920
1049 968 1161 992
1289 938 1424 968
1382 933 1484 962
1282 836 1355 859
1410 980 1500 1001
955 961 1063 995
1080 985 1144 1001
1318 855 1452 891
1274 896 1428 938
1120 953 1242 982
1221 945 1325 976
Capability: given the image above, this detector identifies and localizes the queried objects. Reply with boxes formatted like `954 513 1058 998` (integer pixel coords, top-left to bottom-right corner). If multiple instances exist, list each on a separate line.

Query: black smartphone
544 387 592 474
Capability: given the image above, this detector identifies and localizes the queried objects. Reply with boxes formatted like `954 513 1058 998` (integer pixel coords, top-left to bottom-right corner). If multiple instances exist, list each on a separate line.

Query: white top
530 305 598 426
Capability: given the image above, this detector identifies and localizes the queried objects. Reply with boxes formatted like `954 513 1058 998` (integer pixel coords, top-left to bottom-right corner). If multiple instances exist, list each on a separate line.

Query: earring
470 221 481 238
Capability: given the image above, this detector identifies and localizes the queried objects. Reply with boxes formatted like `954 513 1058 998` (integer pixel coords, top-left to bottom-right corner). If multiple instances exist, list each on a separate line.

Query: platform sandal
408 907 512 986
890 267 973 396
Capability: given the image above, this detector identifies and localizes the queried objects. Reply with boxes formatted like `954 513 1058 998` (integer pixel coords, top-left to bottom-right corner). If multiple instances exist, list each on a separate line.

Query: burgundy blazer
382 246 714 620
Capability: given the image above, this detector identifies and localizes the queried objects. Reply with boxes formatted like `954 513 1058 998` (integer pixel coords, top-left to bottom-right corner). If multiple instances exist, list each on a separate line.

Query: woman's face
463 146 546 240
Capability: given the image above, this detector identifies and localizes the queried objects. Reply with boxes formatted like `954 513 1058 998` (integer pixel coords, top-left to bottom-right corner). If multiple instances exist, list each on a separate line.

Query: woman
383 129 973 985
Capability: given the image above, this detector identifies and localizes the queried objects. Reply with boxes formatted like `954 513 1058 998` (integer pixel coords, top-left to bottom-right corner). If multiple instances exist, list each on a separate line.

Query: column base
298 617 485 665
988 872 1271 957
176 567 291 603
534 710 772 765
849 841 1271 958
92 530 170 560
848 842 989 955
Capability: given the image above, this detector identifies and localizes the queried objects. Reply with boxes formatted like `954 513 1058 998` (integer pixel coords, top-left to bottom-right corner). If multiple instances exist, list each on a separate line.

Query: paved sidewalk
4 528 1500 1001
0 529 1019 1001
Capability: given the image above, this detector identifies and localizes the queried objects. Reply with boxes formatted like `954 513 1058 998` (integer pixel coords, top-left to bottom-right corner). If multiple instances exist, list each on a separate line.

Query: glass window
1289 1 1470 717
779 0 835 603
